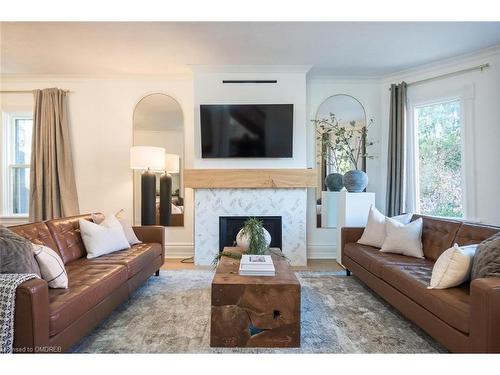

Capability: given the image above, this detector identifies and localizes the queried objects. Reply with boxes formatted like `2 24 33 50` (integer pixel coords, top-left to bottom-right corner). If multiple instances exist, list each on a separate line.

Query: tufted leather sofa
341 214 500 353
8 213 165 353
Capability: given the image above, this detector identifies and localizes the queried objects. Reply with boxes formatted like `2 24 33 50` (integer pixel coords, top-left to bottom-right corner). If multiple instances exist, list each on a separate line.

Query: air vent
222 80 278 84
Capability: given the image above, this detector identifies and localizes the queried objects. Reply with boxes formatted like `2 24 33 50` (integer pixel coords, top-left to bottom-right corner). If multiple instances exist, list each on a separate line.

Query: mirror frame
132 92 185 227
315 94 367 192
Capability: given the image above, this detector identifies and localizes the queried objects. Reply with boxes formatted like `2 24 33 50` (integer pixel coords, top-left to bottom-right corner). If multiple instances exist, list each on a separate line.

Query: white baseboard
307 244 337 260
164 243 194 259
165 244 337 260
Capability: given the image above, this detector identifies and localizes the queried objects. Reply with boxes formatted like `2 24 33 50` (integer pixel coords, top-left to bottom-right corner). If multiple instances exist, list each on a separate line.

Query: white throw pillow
32 244 68 289
428 244 478 289
79 215 130 259
357 205 412 248
380 217 424 258
92 210 141 246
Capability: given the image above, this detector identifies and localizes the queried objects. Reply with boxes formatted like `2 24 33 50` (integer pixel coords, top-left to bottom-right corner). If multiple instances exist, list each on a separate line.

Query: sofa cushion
344 243 431 278
48 262 127 336
9 222 59 252
380 263 471 334
454 223 500 247
46 214 94 264
411 215 462 261
71 243 162 279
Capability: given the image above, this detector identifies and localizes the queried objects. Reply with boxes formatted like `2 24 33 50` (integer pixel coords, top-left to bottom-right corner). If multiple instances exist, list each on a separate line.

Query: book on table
239 254 275 276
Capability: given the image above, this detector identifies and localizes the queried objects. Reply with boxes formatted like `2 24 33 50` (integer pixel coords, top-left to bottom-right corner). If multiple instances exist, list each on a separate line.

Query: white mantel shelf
184 168 317 189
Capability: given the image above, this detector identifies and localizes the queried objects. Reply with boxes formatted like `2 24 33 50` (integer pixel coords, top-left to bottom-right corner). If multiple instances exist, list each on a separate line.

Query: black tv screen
200 104 293 158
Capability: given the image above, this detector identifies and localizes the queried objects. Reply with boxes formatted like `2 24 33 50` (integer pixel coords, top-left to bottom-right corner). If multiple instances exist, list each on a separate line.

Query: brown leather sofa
341 214 500 353
9 213 165 353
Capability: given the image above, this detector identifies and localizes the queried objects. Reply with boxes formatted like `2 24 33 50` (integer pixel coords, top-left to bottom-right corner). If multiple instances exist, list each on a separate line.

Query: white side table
321 191 374 265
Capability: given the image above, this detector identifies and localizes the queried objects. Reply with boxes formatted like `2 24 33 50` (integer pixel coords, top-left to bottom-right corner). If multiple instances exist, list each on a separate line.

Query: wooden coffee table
210 247 301 348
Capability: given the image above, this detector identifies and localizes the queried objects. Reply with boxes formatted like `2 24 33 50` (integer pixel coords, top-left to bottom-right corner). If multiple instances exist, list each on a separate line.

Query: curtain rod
388 63 489 90
0 89 73 93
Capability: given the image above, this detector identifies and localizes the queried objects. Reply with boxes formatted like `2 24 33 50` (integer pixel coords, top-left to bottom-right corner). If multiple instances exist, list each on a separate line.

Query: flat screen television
200 104 293 158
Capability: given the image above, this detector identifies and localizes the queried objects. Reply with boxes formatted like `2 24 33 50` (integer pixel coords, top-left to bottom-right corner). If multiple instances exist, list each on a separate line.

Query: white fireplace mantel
194 188 307 266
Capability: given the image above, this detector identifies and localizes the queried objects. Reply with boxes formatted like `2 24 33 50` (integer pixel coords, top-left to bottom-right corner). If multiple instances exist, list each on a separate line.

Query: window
413 100 464 218
2 113 33 217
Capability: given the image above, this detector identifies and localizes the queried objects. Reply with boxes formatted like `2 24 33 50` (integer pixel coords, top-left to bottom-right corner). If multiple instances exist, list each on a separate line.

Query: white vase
236 228 271 251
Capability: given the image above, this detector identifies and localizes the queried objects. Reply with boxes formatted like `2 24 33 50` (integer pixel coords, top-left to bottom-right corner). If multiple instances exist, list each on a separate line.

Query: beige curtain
29 88 80 221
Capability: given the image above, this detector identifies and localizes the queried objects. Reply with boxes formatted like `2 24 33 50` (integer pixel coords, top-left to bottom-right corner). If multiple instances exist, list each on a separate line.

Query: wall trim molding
165 243 194 259
189 65 312 75
307 244 336 260
381 43 500 83
0 73 193 82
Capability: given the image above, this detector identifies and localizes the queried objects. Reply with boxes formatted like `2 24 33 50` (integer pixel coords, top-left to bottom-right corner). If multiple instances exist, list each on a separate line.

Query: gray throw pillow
0 225 41 276
471 232 500 279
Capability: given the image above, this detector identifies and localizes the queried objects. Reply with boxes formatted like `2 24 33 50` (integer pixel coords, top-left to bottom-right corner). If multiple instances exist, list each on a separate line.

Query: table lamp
159 153 180 226
130 146 165 225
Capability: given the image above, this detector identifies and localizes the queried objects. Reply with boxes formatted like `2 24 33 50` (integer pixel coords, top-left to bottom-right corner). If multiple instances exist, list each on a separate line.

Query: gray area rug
72 270 446 353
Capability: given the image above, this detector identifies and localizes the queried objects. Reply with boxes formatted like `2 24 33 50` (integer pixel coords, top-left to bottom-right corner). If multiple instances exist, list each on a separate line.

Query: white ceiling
2 22 500 76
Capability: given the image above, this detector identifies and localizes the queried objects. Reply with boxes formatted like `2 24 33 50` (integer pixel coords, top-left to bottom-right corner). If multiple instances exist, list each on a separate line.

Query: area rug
72 270 446 353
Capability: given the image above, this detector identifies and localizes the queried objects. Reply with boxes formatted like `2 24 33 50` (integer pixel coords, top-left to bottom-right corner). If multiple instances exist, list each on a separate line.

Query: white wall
191 66 309 169
380 46 500 226
306 77 382 258
0 75 195 255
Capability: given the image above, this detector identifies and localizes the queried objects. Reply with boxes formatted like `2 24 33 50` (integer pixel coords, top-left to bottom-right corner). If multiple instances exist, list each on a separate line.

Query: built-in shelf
184 168 317 189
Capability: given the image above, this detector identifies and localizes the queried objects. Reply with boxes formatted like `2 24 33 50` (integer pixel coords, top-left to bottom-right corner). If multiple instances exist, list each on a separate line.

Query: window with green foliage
414 100 463 218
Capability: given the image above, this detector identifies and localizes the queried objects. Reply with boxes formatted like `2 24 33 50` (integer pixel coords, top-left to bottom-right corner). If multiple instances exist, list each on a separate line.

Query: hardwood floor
162 258 344 272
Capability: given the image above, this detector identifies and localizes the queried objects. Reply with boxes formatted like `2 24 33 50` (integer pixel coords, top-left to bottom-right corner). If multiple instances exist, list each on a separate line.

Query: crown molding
381 43 500 83
188 65 312 75
0 72 193 82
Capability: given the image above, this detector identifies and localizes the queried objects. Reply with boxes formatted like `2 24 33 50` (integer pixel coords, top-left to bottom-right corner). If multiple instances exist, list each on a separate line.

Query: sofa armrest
133 226 166 258
14 278 50 353
470 277 500 353
340 227 365 260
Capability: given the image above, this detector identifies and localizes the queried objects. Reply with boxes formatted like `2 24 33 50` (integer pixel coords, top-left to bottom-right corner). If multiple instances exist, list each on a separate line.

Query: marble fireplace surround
194 188 307 266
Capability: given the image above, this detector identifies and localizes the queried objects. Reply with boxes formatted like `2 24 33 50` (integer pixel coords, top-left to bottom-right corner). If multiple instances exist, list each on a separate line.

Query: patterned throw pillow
0 225 41 276
471 232 500 279
32 244 68 288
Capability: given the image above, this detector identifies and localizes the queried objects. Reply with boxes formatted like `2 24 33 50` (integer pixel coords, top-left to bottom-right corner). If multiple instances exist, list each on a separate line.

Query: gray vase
325 173 344 192
343 170 368 192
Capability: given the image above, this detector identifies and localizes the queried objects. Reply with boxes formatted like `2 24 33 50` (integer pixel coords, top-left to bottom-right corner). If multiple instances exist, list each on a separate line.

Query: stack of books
239 254 275 276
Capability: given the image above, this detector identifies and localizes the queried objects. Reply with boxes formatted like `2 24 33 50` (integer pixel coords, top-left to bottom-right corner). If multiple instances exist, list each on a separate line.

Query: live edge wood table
210 247 301 348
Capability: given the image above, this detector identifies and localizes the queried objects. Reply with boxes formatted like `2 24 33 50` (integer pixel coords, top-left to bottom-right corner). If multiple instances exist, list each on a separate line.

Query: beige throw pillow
380 217 424 258
357 205 413 248
92 210 141 246
80 215 131 259
428 244 478 289
32 244 68 289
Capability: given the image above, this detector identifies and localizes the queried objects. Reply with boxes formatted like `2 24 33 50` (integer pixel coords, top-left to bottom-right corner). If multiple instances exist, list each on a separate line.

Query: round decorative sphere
325 173 344 191
236 228 271 251
343 170 369 192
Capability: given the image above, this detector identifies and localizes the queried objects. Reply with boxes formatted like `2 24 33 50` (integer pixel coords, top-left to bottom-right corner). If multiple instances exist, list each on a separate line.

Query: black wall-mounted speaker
222 80 278 84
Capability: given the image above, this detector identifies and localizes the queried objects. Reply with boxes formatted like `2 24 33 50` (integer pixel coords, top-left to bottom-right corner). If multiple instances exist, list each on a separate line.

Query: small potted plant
213 218 276 264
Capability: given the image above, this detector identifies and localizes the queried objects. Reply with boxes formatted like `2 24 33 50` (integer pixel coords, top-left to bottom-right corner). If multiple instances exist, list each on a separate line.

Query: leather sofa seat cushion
381 264 471 334
48 262 128 337
74 243 162 278
344 243 431 278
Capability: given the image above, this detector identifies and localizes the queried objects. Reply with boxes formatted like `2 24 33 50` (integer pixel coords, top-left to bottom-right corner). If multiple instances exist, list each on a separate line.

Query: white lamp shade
130 146 165 171
165 153 180 173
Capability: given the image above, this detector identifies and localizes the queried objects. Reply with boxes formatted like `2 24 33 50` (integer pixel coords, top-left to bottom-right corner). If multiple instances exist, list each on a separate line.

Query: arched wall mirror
133 93 184 227
314 94 367 227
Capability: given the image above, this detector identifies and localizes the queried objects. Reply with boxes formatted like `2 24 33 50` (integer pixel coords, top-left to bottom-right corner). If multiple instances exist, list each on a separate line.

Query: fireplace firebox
218 216 282 252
